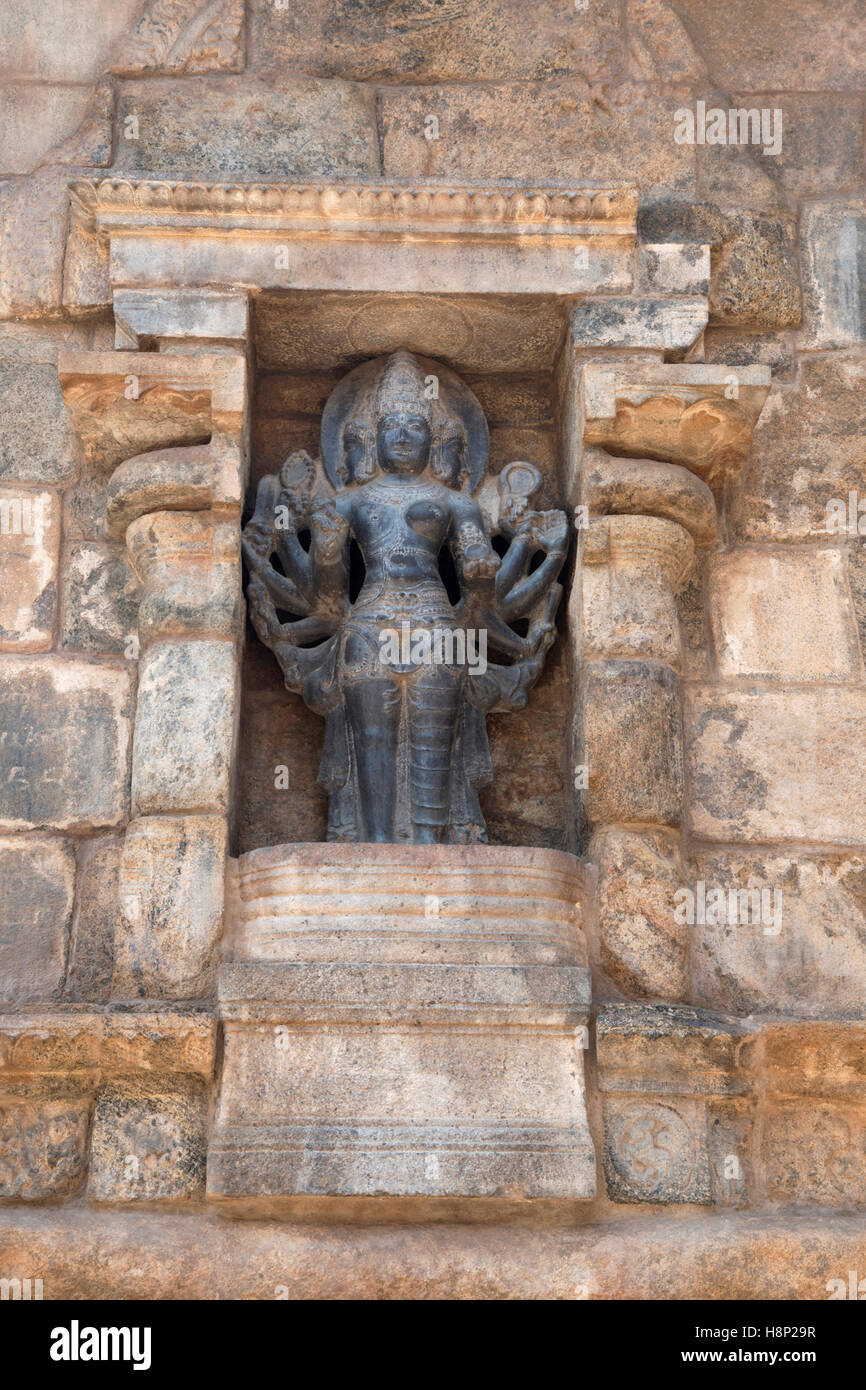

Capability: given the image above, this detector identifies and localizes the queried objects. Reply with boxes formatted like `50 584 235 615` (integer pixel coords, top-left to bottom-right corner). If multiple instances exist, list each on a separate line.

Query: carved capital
580 362 771 489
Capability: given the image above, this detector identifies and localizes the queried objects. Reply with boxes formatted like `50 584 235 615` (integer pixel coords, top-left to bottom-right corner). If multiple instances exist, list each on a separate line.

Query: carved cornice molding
69 178 639 236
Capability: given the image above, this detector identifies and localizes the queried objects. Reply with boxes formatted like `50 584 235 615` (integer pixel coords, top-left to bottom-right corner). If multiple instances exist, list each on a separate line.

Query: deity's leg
344 677 400 842
408 668 460 844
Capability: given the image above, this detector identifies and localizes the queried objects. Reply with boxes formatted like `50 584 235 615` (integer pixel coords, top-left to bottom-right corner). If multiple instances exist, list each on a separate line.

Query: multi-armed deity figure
243 350 569 844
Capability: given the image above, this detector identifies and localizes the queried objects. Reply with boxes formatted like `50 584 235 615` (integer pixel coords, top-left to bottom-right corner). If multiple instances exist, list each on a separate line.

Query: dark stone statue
243 350 568 844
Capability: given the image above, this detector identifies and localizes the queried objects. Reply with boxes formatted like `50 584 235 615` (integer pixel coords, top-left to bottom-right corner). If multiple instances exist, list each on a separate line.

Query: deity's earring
354 430 376 481
430 435 453 485
429 436 442 481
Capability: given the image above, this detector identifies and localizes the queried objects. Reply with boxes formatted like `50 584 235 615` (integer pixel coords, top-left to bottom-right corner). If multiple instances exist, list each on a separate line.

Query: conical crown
375 350 431 422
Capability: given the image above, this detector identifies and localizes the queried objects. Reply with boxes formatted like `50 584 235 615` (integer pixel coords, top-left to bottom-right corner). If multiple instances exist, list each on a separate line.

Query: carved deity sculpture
243 350 568 844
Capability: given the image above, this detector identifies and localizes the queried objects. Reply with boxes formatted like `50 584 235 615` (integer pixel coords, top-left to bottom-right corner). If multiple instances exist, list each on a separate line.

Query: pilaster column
564 354 771 1002
58 313 250 1205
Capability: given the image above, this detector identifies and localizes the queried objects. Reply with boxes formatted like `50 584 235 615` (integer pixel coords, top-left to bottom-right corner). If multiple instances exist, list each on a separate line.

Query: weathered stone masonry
2 0 866 1299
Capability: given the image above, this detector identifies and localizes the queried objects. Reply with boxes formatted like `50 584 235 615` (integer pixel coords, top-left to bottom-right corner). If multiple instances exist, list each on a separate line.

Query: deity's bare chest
354 480 449 553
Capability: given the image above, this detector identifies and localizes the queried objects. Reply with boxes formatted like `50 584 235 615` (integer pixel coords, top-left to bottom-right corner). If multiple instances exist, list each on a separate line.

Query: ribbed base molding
208 1122 596 1202
211 844 594 1209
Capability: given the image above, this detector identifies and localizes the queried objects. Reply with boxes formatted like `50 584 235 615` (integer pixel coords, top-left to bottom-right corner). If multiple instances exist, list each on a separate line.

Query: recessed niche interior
234 293 576 856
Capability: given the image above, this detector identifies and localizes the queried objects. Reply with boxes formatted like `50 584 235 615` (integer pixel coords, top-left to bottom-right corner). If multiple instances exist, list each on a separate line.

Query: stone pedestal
208 843 594 1213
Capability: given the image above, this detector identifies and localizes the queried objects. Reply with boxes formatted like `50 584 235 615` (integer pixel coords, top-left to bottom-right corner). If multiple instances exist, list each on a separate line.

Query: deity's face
343 424 370 482
437 432 466 488
376 412 431 476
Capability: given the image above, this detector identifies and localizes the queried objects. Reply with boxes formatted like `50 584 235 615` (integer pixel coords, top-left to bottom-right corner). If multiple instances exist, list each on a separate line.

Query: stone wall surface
0 0 865 1304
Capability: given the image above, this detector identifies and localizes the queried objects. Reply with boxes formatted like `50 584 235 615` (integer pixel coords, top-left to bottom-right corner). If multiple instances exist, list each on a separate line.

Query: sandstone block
131 640 237 817
113 288 250 351
0 836 74 1003
249 0 622 83
707 1100 754 1207
731 353 866 541
115 77 379 180
636 204 800 328
709 212 800 328
0 1009 103 1075
0 1005 216 1080
0 1095 90 1200
0 1 143 82
703 328 796 381
676 561 711 681
670 0 866 90
685 686 866 845
63 474 112 542
0 659 132 831
88 1076 207 1204
708 548 861 682
597 1003 751 1096
761 1022 866 1104
801 200 866 350
0 358 77 483
582 516 694 668
762 1101 866 1206
570 296 706 352
598 999 756 1203
589 827 689 1002
0 84 92 175
847 547 866 665
210 959 594 1207
100 1007 217 1078
0 168 71 319
0 488 60 650
602 1095 712 1203
637 242 710 296
690 851 866 1019
381 82 695 202
64 836 123 1004
727 94 864 204
116 816 227 1000
61 541 141 655
579 660 683 829
126 511 241 648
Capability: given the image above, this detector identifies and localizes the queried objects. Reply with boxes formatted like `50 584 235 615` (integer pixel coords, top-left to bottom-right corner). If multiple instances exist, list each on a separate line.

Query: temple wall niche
0 0 866 1298
239 357 570 854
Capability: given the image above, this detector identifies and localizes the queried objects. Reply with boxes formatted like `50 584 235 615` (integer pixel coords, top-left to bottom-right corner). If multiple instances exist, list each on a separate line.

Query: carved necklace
365 477 441 503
